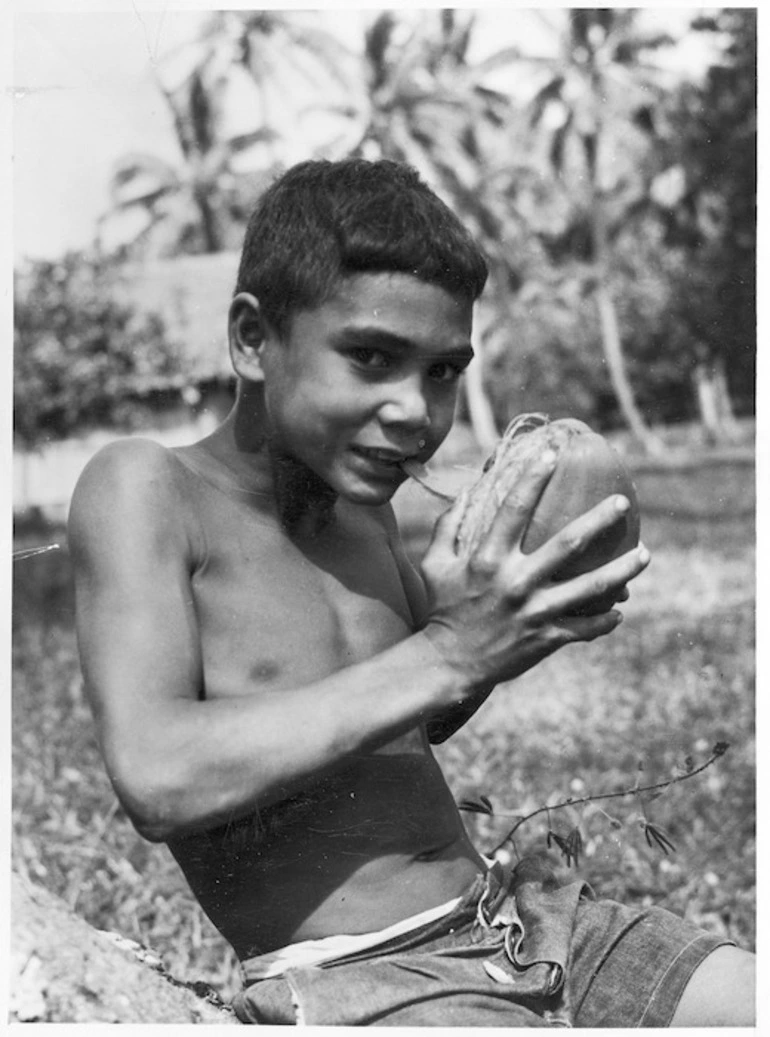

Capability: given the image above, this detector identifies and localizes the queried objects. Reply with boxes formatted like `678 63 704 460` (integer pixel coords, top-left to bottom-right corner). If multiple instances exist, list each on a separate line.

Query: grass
12 444 755 1002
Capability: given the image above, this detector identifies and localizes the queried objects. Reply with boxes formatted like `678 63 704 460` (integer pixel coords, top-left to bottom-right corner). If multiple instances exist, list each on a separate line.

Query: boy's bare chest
189 501 417 696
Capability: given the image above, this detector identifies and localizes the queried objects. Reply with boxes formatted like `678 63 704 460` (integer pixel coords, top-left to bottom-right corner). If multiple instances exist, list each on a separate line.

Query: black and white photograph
8 2 759 1026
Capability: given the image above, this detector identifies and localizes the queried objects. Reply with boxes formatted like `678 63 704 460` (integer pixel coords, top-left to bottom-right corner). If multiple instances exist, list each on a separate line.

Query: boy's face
258 272 475 506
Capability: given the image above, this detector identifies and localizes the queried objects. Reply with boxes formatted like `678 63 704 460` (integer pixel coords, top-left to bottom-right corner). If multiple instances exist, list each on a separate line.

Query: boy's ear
228 293 275 382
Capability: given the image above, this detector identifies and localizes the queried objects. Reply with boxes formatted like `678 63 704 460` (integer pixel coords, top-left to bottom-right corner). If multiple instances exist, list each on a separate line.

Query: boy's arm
69 439 646 842
69 440 471 842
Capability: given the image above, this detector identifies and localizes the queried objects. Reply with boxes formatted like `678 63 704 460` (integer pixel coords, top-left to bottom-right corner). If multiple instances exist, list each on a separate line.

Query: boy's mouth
350 445 415 468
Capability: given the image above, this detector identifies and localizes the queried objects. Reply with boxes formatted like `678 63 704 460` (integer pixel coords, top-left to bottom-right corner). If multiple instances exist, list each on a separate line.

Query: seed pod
456 414 640 607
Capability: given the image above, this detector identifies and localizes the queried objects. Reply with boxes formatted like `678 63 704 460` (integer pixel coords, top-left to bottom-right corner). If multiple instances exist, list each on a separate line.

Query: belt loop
475 861 519 932
472 866 501 938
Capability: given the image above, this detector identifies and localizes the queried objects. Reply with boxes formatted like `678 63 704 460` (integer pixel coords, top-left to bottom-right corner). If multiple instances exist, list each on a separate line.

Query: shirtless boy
68 158 754 1026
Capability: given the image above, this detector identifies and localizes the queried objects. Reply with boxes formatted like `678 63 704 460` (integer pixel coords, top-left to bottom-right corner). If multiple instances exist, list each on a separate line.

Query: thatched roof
117 252 240 384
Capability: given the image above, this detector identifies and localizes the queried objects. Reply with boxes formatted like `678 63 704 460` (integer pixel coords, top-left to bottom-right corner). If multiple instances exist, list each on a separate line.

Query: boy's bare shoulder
68 437 193 557
71 437 176 504
361 500 399 535
359 500 429 621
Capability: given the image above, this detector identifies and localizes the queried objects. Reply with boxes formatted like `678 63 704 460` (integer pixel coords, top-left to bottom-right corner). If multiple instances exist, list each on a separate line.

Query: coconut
455 413 640 599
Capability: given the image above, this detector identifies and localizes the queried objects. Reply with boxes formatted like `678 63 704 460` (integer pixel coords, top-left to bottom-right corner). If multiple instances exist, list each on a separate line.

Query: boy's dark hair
235 158 488 332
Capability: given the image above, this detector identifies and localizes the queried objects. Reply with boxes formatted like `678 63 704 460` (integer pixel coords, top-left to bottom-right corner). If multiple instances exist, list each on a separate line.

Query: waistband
240 860 572 993
240 887 473 984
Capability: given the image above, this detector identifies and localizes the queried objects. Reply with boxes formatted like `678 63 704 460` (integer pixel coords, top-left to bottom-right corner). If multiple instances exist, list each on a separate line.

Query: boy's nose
378 377 430 430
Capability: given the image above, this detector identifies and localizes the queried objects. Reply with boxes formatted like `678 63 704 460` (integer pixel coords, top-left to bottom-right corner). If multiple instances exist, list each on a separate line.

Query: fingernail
612 610 624 624
638 545 650 564
541 450 557 469
615 495 630 513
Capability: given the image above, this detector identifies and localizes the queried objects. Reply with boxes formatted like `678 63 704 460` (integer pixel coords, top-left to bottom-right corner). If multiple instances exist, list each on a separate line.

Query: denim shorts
232 857 732 1026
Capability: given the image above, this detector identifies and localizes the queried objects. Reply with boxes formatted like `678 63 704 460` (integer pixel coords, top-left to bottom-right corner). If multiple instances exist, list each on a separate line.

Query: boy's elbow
114 778 178 843
108 743 240 842
134 817 173 844
108 754 189 843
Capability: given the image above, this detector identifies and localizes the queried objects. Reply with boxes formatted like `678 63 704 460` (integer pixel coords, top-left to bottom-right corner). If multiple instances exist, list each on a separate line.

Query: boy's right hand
419 452 650 691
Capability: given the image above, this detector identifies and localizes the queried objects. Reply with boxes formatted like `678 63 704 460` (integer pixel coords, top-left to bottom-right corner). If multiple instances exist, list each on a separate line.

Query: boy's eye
428 361 465 384
349 347 391 370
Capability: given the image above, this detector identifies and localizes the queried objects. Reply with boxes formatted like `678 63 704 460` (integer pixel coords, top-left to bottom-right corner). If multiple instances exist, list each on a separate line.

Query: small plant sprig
547 824 584 868
458 741 729 863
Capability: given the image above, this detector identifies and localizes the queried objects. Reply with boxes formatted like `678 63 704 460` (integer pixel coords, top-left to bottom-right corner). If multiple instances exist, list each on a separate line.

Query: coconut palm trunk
693 355 741 445
594 283 664 455
586 108 665 456
464 333 500 454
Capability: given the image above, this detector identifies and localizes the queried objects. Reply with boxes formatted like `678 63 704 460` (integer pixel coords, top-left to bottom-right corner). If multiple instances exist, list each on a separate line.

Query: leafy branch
458 741 729 861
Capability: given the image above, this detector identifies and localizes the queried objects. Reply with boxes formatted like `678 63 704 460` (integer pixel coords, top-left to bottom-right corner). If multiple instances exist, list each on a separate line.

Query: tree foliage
99 11 355 258
481 10 681 450
470 8 755 437
14 252 185 448
654 9 756 417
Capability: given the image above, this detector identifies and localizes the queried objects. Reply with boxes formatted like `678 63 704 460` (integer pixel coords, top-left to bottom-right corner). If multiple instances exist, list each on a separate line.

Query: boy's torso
164 444 481 958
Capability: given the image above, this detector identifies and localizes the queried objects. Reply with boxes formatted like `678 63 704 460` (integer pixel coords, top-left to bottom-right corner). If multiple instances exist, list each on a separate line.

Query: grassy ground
12 443 755 1002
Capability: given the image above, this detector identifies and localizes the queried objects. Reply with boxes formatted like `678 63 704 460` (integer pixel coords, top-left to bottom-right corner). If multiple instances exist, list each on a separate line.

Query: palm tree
98 11 358 258
477 9 672 453
654 9 755 443
353 11 527 274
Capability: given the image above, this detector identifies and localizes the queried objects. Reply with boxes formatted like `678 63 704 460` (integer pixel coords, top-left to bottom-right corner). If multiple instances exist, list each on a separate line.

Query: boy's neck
202 396 338 537
270 452 338 536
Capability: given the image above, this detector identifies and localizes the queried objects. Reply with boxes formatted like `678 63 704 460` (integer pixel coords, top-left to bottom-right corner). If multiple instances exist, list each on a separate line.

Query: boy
68 159 754 1026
